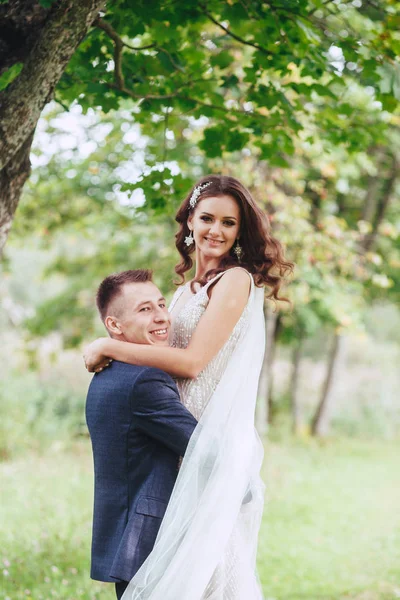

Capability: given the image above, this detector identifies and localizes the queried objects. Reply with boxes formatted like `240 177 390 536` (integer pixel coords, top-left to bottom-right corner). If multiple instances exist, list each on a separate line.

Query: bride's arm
84 269 251 379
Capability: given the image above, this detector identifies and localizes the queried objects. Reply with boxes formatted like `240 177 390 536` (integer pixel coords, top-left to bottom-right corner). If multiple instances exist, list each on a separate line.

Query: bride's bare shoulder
208 267 251 301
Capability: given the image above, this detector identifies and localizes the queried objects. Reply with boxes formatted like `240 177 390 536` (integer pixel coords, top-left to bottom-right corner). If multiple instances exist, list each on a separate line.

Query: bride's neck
194 253 223 280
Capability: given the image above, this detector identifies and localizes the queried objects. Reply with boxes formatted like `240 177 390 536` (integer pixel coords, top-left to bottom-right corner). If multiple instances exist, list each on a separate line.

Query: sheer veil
122 278 266 600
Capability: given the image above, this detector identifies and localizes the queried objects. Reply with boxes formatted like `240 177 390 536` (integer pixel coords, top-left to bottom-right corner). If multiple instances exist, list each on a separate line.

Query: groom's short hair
96 269 153 322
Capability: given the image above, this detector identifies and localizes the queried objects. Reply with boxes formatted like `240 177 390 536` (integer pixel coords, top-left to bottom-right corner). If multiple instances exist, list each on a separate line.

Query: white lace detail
169 270 251 420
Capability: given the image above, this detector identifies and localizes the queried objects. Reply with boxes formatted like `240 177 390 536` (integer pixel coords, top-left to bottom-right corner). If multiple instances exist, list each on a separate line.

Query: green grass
259 438 400 600
1 438 399 600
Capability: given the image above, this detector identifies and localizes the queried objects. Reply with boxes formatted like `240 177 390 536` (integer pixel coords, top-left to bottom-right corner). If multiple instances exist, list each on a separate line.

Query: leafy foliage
2 0 400 357
53 0 400 169
5 54 398 347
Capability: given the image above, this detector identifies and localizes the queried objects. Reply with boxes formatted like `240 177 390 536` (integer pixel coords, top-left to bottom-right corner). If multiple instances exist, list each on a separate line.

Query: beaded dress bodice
168 270 253 420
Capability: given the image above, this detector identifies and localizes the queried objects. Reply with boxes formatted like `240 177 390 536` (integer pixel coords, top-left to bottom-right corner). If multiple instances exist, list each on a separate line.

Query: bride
84 175 293 599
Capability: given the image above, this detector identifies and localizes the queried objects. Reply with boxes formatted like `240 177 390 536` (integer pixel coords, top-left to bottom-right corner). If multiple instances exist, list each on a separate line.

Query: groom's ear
104 315 123 336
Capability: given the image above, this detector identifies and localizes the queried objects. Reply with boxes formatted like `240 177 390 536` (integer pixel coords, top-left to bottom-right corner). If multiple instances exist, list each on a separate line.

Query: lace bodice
168 269 253 420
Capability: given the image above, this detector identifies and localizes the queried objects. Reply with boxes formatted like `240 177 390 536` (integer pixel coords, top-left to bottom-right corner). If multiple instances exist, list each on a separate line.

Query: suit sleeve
132 367 197 456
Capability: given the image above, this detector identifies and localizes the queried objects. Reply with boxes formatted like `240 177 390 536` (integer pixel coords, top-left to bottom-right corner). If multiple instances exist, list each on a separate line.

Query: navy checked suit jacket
85 360 197 583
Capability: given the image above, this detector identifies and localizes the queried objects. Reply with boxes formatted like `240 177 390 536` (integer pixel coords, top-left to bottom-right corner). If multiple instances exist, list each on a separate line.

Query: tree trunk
310 152 397 438
361 146 386 223
256 302 280 434
0 2 49 76
289 336 303 435
311 332 345 437
362 155 398 252
336 192 346 215
361 175 381 223
0 0 105 256
266 313 281 424
0 131 35 250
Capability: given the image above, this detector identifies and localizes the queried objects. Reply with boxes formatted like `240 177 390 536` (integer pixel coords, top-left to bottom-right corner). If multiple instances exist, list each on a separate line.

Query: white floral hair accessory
189 181 211 210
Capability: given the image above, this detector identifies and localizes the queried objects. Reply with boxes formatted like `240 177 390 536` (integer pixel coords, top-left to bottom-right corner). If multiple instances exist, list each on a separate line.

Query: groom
86 269 197 599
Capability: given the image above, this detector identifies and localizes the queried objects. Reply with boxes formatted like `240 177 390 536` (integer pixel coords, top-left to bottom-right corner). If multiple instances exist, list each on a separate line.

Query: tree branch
105 79 254 123
162 104 169 163
95 17 185 82
95 17 157 88
106 82 185 101
94 17 156 51
157 46 185 73
237 0 260 21
199 4 270 56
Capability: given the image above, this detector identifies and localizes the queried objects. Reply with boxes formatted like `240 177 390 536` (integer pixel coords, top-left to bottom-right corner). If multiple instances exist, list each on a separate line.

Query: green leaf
295 18 321 44
210 51 234 70
336 103 355 116
220 74 239 89
158 50 180 74
0 63 23 91
225 129 249 152
311 84 337 99
376 64 394 95
199 125 228 158
269 154 290 168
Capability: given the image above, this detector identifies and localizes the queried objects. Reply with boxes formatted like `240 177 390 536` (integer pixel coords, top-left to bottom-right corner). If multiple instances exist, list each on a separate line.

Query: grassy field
1 437 399 600
259 438 400 599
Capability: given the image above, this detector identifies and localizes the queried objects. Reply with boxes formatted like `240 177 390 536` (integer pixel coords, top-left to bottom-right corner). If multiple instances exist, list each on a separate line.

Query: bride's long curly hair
175 174 293 301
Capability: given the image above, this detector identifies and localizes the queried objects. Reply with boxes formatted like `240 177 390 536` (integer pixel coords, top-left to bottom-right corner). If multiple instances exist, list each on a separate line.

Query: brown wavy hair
175 175 293 302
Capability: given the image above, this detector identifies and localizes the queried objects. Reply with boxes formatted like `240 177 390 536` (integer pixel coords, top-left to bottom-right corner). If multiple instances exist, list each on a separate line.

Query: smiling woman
174 174 292 295
187 194 240 266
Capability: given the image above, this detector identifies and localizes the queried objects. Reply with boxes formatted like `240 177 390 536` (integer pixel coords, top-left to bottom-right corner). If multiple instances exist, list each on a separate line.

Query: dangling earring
185 230 194 247
234 239 243 262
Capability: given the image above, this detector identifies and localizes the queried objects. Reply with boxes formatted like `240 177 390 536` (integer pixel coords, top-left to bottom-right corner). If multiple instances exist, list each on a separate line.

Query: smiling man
85 269 197 600
99 270 170 346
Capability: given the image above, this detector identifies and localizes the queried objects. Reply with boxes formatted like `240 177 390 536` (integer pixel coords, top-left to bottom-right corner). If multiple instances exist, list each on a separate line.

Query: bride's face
188 195 241 260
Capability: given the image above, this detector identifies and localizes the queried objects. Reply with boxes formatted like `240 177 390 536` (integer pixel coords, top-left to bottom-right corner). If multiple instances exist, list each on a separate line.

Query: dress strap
203 267 254 295
168 283 188 313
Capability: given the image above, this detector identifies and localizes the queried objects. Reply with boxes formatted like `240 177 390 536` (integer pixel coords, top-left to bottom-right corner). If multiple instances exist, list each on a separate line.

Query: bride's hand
84 338 112 372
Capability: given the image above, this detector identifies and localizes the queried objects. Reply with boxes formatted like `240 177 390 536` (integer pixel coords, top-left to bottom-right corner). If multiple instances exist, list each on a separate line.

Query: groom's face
106 281 170 345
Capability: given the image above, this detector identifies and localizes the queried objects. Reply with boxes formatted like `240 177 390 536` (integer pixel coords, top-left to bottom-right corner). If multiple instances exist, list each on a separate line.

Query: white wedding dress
122 268 266 600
